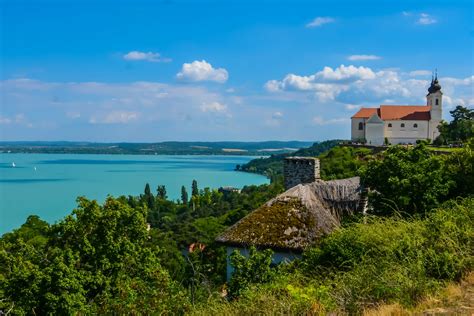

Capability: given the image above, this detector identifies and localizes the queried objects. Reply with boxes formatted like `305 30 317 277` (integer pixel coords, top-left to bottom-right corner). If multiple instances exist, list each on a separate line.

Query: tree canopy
436 105 474 144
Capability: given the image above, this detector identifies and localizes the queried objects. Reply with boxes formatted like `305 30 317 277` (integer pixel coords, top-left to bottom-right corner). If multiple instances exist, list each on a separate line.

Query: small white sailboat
34 166 37 171
11 162 16 168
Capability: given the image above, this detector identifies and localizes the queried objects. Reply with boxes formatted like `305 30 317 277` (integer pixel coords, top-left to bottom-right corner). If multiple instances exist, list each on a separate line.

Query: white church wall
428 120 442 140
351 118 366 141
384 120 429 144
366 122 384 145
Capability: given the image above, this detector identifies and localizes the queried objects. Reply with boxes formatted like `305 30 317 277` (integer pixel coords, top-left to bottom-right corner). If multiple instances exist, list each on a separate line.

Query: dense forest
1 107 473 314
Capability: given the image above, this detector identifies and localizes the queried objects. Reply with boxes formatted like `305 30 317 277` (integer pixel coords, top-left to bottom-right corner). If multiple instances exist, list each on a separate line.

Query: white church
351 76 443 145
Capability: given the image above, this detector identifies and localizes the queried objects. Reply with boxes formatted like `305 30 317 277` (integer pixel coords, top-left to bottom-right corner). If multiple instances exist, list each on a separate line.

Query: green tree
192 179 199 196
181 185 189 204
157 185 167 199
143 183 155 209
444 138 474 198
436 105 474 144
0 197 188 314
361 144 454 215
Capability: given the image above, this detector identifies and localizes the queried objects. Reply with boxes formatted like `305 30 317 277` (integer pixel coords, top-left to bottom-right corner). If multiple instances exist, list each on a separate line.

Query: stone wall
284 157 320 190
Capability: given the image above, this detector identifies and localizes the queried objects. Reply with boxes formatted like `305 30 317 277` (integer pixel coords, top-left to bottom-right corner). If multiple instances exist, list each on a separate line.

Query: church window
401 123 405 128
413 123 418 128
435 99 439 105
388 123 392 128
358 122 363 130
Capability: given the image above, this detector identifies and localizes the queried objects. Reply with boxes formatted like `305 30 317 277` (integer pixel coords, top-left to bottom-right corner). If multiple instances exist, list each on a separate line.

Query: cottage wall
284 157 320 190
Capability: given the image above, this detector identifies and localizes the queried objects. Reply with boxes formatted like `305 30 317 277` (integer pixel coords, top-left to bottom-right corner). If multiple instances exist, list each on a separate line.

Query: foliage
361 144 454 215
239 140 371 183
193 198 473 313
181 185 189 204
157 185 167 199
192 179 199 196
0 197 188 314
191 274 334 315
443 138 474 198
238 140 343 181
301 197 473 312
2 139 473 314
318 146 372 180
228 246 275 297
435 105 474 144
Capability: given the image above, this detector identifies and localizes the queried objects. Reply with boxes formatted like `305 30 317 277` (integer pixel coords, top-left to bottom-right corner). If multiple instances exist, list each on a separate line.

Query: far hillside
238 140 374 181
0 140 314 156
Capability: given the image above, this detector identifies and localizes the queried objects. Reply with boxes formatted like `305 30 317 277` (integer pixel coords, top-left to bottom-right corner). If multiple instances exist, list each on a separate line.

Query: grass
426 145 463 153
363 272 474 315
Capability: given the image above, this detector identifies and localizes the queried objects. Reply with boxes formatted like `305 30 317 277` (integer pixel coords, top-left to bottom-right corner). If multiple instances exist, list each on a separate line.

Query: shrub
361 144 454 216
228 246 275 297
301 198 474 312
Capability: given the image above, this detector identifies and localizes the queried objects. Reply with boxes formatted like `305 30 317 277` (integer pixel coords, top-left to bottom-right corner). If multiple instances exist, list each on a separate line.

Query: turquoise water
0 154 268 234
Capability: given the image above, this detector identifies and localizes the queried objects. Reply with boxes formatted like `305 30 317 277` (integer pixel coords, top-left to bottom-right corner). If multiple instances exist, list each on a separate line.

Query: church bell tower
427 72 442 122
427 72 443 140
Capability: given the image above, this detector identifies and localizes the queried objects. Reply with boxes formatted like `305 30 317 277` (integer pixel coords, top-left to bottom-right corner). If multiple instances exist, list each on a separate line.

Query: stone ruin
284 157 320 190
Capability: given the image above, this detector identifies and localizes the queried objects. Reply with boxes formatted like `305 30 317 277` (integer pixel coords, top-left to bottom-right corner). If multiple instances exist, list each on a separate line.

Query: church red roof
351 108 379 118
352 105 431 121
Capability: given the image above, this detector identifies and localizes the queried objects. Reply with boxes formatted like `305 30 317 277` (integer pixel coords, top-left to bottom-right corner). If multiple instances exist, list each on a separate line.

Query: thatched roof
216 177 361 252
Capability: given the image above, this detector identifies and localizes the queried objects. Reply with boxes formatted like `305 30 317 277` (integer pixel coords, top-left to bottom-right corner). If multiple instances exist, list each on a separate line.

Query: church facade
351 77 443 145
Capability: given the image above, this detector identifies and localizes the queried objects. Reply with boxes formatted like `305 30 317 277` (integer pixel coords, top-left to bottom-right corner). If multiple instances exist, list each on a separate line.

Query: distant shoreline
0 140 315 156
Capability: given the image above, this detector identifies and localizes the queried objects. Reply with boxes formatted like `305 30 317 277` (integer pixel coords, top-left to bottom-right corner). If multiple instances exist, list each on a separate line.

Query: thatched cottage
216 157 364 280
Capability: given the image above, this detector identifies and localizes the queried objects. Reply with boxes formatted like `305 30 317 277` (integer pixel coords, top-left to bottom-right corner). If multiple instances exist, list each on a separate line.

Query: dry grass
363 272 474 316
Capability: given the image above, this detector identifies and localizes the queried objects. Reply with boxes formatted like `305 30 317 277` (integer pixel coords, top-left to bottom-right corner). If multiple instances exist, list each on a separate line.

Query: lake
0 153 269 234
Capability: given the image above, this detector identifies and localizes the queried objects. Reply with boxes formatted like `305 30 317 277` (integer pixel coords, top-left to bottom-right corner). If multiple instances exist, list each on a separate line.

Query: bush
361 144 454 216
228 246 275 297
0 197 189 315
301 198 474 312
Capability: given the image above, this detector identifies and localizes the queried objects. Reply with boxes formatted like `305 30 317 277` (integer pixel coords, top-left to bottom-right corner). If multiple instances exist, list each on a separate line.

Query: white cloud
264 80 281 92
317 65 376 81
347 55 381 61
200 101 227 113
265 65 376 94
264 111 284 127
1 71 471 141
417 13 437 25
402 11 412 17
123 51 171 62
409 70 432 77
265 65 473 111
66 111 81 119
90 111 139 124
177 60 228 83
0 116 12 124
345 104 360 111
313 116 348 126
306 17 335 28
272 111 283 119
0 113 33 127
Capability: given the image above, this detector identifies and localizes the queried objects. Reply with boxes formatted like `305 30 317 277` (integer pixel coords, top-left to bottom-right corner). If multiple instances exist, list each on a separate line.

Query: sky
0 0 473 142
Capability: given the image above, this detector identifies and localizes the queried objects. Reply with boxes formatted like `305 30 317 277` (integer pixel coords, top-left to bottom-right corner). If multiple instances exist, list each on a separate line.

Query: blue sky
1 0 473 141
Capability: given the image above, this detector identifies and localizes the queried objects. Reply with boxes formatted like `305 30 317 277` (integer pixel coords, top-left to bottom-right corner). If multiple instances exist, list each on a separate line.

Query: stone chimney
284 157 320 190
